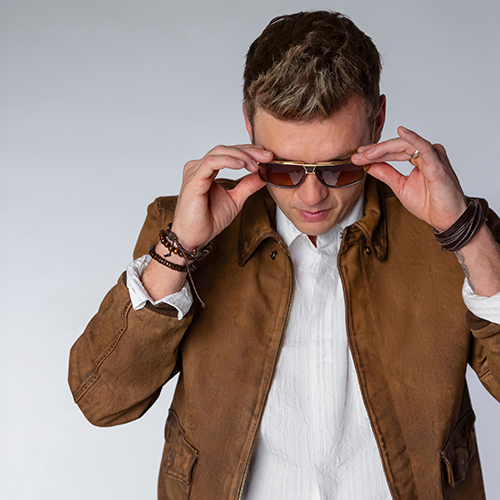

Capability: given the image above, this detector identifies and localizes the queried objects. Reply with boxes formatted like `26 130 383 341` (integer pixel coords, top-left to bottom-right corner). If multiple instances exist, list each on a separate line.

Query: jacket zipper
337 226 397 500
236 249 295 500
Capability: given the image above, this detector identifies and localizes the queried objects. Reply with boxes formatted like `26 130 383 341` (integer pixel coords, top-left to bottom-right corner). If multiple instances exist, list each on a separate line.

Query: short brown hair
243 11 382 125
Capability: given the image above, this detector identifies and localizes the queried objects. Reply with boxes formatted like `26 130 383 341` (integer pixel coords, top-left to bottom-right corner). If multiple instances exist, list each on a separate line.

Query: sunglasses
258 159 370 189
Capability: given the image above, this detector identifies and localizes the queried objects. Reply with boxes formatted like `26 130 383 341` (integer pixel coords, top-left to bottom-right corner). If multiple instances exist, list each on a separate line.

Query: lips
297 209 330 222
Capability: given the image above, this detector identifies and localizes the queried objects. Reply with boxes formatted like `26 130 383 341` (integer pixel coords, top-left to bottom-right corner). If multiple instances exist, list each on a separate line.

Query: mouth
297 209 330 222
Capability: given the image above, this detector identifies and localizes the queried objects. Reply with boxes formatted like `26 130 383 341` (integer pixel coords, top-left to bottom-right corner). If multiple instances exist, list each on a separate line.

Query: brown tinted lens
316 163 364 187
260 163 304 187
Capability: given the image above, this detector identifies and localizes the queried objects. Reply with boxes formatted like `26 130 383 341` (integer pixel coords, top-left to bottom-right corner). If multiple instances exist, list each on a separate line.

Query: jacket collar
353 176 389 262
238 187 279 266
238 177 389 266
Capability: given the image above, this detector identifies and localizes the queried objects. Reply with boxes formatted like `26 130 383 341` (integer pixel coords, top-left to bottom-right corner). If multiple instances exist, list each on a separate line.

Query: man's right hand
171 144 272 251
142 145 272 300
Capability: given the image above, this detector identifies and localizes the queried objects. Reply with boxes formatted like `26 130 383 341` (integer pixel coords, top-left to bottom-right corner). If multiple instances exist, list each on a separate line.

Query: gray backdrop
1 0 499 498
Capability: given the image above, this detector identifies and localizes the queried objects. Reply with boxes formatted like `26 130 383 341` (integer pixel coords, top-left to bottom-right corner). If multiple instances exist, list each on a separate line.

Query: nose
296 173 329 207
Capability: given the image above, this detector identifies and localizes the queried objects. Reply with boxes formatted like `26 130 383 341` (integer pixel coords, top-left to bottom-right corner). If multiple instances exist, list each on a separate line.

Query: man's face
245 95 385 239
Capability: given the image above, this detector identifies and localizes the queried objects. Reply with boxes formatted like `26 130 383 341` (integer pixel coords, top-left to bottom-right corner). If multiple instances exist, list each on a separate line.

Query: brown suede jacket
69 177 500 500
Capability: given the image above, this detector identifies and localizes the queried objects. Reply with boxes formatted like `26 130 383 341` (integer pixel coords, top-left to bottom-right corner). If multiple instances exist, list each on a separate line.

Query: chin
294 219 335 236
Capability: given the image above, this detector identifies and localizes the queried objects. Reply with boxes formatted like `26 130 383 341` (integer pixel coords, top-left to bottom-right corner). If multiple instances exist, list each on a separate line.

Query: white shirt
126 198 500 499
242 197 392 499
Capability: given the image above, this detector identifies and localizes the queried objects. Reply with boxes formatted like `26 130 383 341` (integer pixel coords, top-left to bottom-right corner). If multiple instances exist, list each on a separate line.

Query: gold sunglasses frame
258 159 370 189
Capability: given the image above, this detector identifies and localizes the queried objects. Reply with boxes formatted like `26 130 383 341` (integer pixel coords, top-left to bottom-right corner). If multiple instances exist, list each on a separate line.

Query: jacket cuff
126 254 193 320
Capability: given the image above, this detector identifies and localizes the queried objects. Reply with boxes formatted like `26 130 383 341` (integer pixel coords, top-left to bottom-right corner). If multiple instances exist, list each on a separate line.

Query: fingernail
352 153 363 160
262 150 273 157
238 159 245 166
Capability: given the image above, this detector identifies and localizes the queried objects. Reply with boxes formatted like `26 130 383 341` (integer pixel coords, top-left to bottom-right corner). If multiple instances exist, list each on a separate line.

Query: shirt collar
238 178 388 266
276 191 365 250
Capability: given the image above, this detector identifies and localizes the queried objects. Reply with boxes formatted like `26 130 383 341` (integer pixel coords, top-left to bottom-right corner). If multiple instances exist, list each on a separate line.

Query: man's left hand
352 126 467 232
352 127 500 298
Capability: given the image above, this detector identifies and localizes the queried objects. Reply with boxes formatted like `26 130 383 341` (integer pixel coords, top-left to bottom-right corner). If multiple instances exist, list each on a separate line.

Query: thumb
227 173 266 211
367 162 405 197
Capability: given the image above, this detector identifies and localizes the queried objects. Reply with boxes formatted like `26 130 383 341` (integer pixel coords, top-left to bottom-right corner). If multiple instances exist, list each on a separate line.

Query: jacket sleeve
468 312 500 400
68 197 192 427
468 204 500 401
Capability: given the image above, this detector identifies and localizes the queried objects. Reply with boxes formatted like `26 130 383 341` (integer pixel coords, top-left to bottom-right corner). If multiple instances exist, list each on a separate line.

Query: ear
242 102 253 140
372 94 386 143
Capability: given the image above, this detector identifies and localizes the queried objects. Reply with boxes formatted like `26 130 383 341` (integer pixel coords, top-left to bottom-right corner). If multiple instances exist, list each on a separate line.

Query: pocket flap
163 409 199 484
440 410 476 488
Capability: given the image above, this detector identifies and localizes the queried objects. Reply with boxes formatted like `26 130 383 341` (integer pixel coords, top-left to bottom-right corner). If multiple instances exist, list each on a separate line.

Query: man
69 11 500 500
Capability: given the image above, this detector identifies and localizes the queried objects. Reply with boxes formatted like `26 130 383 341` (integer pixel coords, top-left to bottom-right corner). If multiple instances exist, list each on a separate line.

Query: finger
397 131 460 188
204 145 273 172
432 143 453 171
357 137 406 153
185 149 265 184
396 126 442 165
355 129 447 172
203 146 259 173
353 150 417 165
433 143 447 157
365 162 407 197
226 173 266 211
354 137 417 162
188 155 254 181
432 143 463 190
397 129 464 187
233 144 274 163
180 155 251 199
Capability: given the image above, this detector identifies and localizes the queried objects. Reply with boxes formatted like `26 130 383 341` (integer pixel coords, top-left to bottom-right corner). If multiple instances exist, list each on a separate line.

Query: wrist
433 198 487 252
454 225 500 297
163 223 211 262
156 223 211 308
432 198 468 233
170 223 200 253
154 241 187 266
142 254 187 300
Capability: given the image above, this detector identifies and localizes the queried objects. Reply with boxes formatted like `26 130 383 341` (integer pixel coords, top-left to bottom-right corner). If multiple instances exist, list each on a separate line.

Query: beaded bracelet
433 198 487 252
159 223 211 263
152 223 212 308
148 245 197 273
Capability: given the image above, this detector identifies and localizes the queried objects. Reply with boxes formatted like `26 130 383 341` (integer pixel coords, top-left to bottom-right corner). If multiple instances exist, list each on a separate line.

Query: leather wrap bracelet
433 198 487 252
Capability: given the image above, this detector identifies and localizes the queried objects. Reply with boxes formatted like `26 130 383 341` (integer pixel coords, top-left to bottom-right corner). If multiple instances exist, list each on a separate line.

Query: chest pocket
440 410 477 495
160 409 199 500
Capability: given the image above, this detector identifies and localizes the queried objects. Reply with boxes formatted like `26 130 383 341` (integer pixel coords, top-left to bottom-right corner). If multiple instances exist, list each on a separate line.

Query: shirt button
270 250 278 260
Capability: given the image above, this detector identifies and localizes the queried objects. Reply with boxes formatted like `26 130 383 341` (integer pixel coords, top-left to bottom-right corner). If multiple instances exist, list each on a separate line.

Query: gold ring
411 150 419 160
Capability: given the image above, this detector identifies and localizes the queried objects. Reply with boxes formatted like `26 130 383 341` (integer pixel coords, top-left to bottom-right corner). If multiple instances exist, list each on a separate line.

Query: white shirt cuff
462 279 500 324
126 255 193 320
